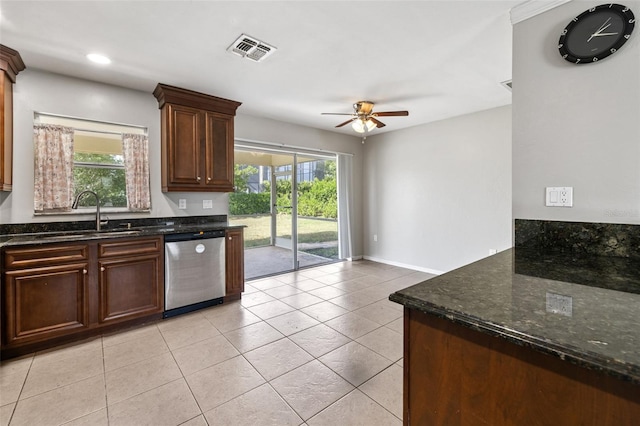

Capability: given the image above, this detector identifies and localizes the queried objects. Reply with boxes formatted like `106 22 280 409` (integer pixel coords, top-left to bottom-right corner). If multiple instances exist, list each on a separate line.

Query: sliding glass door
230 145 339 280
295 156 339 268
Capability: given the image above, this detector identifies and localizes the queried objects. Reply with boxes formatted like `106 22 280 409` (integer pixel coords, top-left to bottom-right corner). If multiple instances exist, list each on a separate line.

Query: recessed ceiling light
86 53 111 65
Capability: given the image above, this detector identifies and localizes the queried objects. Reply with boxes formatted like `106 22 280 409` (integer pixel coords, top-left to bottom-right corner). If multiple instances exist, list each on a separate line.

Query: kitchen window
33 113 150 213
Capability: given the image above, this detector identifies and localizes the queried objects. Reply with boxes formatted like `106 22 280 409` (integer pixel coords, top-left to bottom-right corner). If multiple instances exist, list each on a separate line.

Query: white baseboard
362 256 444 276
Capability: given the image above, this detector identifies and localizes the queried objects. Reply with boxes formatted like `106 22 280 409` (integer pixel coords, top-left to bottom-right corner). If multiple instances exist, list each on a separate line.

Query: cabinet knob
197 176 201 182
228 236 232 240
83 269 88 274
100 266 105 272
207 177 211 182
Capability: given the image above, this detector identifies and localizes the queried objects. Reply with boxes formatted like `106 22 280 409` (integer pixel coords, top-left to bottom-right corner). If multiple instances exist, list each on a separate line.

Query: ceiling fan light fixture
352 118 376 133
351 119 365 133
365 119 376 132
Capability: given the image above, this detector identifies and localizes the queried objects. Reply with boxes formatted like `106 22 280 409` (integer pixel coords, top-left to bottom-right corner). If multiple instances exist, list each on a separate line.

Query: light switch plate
203 199 213 209
178 199 187 209
546 187 573 207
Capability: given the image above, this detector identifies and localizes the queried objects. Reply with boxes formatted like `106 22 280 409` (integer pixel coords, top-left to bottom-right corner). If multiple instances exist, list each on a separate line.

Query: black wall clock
558 3 635 64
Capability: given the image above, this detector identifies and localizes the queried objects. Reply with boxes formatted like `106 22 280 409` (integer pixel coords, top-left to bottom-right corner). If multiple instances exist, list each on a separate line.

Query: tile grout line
4 353 34 426
100 336 110 426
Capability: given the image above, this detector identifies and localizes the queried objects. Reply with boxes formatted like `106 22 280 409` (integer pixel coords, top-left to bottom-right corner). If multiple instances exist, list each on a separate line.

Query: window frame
33 112 149 215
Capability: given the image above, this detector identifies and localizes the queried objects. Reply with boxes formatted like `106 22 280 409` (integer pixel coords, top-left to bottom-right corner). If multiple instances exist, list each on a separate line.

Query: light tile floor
0 260 435 426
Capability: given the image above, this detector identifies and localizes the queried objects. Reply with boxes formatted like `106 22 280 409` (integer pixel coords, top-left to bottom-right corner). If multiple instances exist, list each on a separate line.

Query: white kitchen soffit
510 0 572 24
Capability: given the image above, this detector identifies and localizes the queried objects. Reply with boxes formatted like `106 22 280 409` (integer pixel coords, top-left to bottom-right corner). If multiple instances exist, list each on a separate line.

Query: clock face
558 4 635 64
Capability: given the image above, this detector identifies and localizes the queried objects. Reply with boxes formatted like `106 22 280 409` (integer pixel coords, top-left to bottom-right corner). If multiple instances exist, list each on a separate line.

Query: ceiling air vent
227 34 277 62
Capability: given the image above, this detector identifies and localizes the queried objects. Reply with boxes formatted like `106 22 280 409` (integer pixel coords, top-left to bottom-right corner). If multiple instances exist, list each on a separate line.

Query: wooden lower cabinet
98 237 163 325
225 228 244 299
1 236 164 356
404 308 640 426
3 262 90 345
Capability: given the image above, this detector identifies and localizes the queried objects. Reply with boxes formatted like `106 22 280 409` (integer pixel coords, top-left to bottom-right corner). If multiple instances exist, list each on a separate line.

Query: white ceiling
0 0 522 136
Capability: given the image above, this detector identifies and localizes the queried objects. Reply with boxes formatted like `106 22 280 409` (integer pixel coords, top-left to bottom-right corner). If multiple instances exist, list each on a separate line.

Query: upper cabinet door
205 111 234 192
165 104 203 189
154 83 241 193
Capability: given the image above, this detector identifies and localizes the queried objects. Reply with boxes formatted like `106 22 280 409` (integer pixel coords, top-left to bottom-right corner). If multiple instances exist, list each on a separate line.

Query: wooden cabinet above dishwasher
153 83 241 193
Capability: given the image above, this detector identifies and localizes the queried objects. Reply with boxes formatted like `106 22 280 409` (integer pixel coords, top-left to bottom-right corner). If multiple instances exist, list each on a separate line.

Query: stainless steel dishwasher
164 230 225 318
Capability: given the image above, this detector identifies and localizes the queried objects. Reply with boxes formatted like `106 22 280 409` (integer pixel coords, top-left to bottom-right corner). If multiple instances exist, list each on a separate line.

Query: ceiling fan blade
321 112 354 116
336 118 356 128
374 111 409 117
369 117 386 128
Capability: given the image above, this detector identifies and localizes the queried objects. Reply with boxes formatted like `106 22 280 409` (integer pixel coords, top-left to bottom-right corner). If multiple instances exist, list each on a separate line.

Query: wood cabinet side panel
405 310 640 426
1 72 12 191
225 229 244 297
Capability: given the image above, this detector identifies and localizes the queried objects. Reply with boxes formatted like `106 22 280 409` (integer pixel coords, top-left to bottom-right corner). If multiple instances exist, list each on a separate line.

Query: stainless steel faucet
72 190 108 231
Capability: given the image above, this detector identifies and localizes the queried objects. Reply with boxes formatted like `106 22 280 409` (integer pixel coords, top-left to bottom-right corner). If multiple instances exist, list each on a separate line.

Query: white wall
0 70 365 255
512 1 640 224
362 105 512 274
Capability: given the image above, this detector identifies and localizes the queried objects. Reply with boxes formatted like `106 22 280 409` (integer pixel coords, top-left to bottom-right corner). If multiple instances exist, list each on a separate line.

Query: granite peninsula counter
390 244 640 425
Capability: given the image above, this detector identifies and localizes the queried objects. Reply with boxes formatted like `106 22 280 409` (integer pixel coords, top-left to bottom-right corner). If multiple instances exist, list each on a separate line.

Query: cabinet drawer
98 236 162 258
4 244 89 270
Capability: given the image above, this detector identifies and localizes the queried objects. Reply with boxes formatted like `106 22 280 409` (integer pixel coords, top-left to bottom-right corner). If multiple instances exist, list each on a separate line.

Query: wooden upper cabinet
0 45 26 192
153 83 241 192
205 111 234 190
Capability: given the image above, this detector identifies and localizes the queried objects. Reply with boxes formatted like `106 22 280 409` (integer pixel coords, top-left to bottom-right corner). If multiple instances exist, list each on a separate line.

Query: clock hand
591 32 619 37
595 17 612 33
588 18 613 42
598 23 612 32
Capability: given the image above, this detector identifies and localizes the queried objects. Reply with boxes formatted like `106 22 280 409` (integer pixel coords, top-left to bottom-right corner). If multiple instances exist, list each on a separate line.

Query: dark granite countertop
0 220 244 248
390 248 640 384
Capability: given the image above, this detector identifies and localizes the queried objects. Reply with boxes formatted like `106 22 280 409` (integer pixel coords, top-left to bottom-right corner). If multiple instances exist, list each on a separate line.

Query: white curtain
337 154 354 260
122 133 151 211
33 124 75 212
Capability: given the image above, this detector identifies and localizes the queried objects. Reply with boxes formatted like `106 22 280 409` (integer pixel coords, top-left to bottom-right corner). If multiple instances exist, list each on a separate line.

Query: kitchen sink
91 230 141 237
38 233 88 240
38 230 142 240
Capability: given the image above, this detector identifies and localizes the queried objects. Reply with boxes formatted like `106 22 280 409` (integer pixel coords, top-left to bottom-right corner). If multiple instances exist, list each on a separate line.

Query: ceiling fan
322 101 409 133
